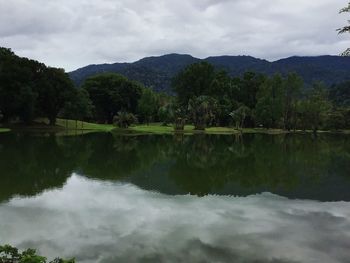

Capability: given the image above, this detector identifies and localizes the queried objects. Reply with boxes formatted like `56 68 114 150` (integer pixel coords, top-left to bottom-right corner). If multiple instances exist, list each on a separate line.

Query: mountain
69 54 350 93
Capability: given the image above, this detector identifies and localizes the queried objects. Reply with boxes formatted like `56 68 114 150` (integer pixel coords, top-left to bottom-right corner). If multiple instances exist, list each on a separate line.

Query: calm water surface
0 132 350 262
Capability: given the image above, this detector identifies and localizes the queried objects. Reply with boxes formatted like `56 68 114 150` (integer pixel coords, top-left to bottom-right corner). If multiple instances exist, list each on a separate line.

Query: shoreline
1 122 349 136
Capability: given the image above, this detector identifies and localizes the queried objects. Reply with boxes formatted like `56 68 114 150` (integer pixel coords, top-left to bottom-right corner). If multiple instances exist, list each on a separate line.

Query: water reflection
1 175 350 263
0 132 349 202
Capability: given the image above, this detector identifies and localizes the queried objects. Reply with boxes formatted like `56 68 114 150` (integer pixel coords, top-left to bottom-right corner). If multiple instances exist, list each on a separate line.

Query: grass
55 119 115 132
126 123 350 135
127 123 288 135
0 128 10 133
3 118 115 136
128 124 196 134
3 120 350 136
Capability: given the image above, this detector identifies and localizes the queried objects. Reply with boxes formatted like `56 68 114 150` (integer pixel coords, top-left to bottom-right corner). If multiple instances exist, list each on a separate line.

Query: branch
340 3 350 13
341 48 350 56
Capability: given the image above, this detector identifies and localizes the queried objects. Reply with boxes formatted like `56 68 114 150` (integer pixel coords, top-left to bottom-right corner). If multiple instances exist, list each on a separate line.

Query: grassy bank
2 121 349 136
126 123 289 135
55 119 114 132
0 128 10 133
124 123 350 135
3 119 114 136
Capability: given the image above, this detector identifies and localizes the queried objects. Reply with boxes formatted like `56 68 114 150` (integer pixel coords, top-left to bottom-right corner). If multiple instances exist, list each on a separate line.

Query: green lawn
0 128 10 133
4 120 349 136
55 119 115 131
127 123 285 135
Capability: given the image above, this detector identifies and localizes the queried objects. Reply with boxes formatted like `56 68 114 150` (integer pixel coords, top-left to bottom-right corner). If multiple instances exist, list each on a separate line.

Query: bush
113 111 138 128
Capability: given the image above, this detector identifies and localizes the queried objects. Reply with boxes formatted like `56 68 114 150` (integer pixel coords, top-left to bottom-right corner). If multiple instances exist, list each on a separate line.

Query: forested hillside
69 54 350 93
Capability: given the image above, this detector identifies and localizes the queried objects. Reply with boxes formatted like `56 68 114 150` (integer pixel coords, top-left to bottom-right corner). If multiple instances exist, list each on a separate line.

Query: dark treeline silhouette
0 48 349 131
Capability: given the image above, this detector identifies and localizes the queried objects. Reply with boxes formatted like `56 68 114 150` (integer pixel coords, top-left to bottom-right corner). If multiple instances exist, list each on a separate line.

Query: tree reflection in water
0 132 349 202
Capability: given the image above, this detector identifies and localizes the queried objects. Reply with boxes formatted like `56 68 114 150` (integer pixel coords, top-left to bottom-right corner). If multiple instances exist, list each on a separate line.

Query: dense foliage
0 48 77 125
171 62 350 132
0 48 349 131
0 245 74 263
69 53 350 93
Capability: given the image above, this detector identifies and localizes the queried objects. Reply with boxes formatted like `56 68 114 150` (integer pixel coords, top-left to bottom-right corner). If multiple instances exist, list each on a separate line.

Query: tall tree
283 73 303 131
37 68 75 126
255 74 284 128
172 62 217 107
137 88 159 124
298 83 332 134
82 73 142 123
62 89 94 129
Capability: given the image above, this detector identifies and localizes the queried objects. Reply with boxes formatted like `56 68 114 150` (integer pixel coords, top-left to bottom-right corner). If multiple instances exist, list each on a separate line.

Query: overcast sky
1 0 349 71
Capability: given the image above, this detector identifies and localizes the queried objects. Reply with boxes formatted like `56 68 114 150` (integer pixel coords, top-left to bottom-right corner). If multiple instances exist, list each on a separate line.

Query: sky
0 0 349 71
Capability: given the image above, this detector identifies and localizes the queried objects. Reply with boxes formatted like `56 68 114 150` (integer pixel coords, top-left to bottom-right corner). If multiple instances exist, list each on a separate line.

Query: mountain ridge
69 54 350 93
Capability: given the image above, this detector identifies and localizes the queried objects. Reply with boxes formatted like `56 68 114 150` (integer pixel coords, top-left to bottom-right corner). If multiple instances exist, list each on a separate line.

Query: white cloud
0 0 349 71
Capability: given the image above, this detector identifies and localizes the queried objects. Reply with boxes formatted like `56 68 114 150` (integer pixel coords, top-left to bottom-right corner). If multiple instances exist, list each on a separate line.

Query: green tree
113 111 137 128
298 83 332 133
255 74 284 128
172 62 217 107
37 68 75 126
283 73 303 131
17 86 38 124
338 2 350 56
137 88 159 124
188 96 218 130
0 244 74 263
229 105 251 130
326 108 347 130
82 73 142 123
158 103 174 126
61 89 93 129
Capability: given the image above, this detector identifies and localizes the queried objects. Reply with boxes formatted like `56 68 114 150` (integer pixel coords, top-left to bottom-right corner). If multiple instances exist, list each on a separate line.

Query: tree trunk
49 117 56 126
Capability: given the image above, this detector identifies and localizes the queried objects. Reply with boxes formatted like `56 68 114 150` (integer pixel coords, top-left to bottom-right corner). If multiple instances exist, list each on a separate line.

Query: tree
158 103 174 126
229 105 250 130
235 72 266 127
188 96 218 130
283 73 303 131
0 244 75 263
37 68 75 126
61 89 93 129
113 111 137 128
172 62 217 106
298 83 332 133
255 74 284 128
17 85 38 124
82 73 142 123
338 2 350 56
326 108 347 130
329 81 350 107
137 88 159 124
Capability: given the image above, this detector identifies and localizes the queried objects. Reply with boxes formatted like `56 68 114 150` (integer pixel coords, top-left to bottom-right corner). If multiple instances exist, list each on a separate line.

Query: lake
0 132 350 262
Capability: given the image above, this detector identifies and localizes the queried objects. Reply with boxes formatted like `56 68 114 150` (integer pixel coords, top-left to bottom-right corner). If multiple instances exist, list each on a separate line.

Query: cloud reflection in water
0 174 349 263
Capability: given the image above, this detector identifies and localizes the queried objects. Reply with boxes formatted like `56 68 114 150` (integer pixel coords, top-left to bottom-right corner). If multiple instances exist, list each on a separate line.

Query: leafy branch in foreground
0 245 74 263
338 2 350 56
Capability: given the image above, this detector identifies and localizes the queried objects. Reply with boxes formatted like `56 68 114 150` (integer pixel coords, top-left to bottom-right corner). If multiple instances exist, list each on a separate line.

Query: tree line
0 47 349 132
171 62 350 133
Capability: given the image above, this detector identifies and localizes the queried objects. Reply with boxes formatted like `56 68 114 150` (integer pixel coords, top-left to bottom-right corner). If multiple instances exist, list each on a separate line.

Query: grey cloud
0 0 349 71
